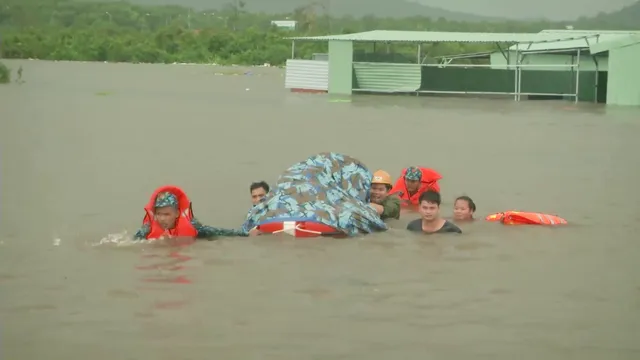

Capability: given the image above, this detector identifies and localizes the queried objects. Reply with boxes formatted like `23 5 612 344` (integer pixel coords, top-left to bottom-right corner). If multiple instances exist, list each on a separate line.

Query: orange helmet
372 170 393 186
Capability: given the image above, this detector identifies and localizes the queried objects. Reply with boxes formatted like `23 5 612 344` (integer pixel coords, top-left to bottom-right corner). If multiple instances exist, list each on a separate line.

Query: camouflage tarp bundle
242 152 388 236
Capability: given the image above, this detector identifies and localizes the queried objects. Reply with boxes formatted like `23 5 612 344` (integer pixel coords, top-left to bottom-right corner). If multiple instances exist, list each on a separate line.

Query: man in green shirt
369 170 401 220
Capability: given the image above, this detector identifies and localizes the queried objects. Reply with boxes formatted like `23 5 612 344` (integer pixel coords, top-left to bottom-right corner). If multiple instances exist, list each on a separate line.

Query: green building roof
288 30 581 44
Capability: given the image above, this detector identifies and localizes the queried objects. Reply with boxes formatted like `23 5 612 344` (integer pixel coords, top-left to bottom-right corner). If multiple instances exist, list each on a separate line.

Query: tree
0 0 634 66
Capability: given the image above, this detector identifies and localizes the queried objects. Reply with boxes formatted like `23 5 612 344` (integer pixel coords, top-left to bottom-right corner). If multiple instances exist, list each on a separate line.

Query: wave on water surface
93 232 195 248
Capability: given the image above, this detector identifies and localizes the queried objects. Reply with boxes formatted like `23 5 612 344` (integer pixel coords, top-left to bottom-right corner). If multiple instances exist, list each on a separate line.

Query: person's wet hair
250 181 269 193
455 196 476 212
419 190 441 205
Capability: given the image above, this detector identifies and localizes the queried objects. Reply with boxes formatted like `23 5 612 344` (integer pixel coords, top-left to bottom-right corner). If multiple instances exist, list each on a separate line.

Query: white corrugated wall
285 59 328 91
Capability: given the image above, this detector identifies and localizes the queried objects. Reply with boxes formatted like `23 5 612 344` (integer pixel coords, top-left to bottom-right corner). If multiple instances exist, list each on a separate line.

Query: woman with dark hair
453 196 476 222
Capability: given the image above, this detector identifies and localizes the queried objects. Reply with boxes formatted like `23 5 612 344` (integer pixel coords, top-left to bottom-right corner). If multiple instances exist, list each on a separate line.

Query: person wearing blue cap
390 166 443 206
133 185 248 240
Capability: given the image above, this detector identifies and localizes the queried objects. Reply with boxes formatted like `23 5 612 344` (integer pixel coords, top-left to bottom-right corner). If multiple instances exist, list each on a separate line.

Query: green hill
97 0 504 21
576 1 640 29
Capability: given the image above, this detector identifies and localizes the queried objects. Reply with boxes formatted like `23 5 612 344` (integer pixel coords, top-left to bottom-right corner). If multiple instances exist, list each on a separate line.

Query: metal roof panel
287 30 577 44
508 30 640 52
590 34 640 54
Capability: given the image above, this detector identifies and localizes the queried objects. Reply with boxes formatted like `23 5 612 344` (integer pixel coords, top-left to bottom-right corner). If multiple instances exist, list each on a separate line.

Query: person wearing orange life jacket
389 166 442 206
133 185 248 240
369 170 401 220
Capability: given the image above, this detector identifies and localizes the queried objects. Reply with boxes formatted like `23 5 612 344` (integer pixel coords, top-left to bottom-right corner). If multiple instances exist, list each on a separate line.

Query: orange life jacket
389 167 442 206
485 211 567 225
143 185 198 239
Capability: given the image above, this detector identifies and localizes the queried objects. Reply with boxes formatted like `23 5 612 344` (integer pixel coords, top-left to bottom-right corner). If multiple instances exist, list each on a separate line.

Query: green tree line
0 0 637 66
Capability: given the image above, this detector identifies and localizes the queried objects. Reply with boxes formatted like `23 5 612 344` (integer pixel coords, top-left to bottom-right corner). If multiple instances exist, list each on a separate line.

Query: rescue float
241 152 388 238
485 211 567 226
256 218 347 238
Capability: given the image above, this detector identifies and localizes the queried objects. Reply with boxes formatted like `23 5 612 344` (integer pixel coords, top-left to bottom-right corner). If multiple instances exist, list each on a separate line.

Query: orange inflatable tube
486 211 567 225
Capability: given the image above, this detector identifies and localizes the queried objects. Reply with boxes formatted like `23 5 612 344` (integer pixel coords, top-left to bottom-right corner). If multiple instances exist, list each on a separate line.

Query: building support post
575 49 581 103
416 43 422 97
518 43 533 101
592 56 599 103
495 43 508 61
514 44 519 101
291 40 295 59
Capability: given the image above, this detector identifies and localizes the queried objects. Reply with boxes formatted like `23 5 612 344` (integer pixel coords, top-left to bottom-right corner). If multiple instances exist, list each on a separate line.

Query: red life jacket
142 185 197 239
389 167 442 206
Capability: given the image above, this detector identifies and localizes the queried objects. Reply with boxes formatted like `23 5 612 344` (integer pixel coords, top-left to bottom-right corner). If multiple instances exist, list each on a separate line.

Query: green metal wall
419 67 599 102
606 43 640 106
420 67 515 93
577 72 599 103
353 63 421 92
490 51 608 72
597 71 608 104
520 71 598 102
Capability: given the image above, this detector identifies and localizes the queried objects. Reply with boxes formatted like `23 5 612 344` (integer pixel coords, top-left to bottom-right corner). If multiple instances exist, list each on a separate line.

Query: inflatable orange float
486 211 567 225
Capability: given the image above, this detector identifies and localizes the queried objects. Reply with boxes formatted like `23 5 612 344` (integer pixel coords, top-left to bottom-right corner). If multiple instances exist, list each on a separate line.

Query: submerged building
284 29 640 106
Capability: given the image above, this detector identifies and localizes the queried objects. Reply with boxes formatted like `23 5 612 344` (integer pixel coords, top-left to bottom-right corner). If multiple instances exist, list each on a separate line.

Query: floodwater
1 59 639 359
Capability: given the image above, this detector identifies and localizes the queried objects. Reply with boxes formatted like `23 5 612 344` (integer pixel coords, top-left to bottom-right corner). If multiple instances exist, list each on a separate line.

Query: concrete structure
591 34 640 106
284 29 640 106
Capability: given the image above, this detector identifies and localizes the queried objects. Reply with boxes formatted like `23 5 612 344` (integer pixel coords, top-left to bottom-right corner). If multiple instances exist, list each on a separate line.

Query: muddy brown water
1 60 639 359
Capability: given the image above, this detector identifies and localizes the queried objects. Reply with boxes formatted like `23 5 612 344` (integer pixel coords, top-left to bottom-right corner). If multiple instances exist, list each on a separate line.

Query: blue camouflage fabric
405 166 422 181
241 152 388 236
154 192 178 208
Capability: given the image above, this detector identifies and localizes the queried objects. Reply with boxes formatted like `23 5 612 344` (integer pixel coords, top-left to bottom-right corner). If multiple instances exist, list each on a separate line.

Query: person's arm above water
133 223 151 240
380 195 401 220
190 218 248 239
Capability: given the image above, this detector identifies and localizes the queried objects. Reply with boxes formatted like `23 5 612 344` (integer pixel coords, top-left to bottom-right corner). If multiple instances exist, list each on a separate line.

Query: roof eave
589 34 640 54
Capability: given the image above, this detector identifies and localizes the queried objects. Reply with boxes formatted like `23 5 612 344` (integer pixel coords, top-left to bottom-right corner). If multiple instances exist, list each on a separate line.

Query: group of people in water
366 167 475 235
133 166 478 240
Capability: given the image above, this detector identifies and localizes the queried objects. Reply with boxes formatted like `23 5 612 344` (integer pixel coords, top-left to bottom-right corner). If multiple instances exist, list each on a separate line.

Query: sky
414 0 638 20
